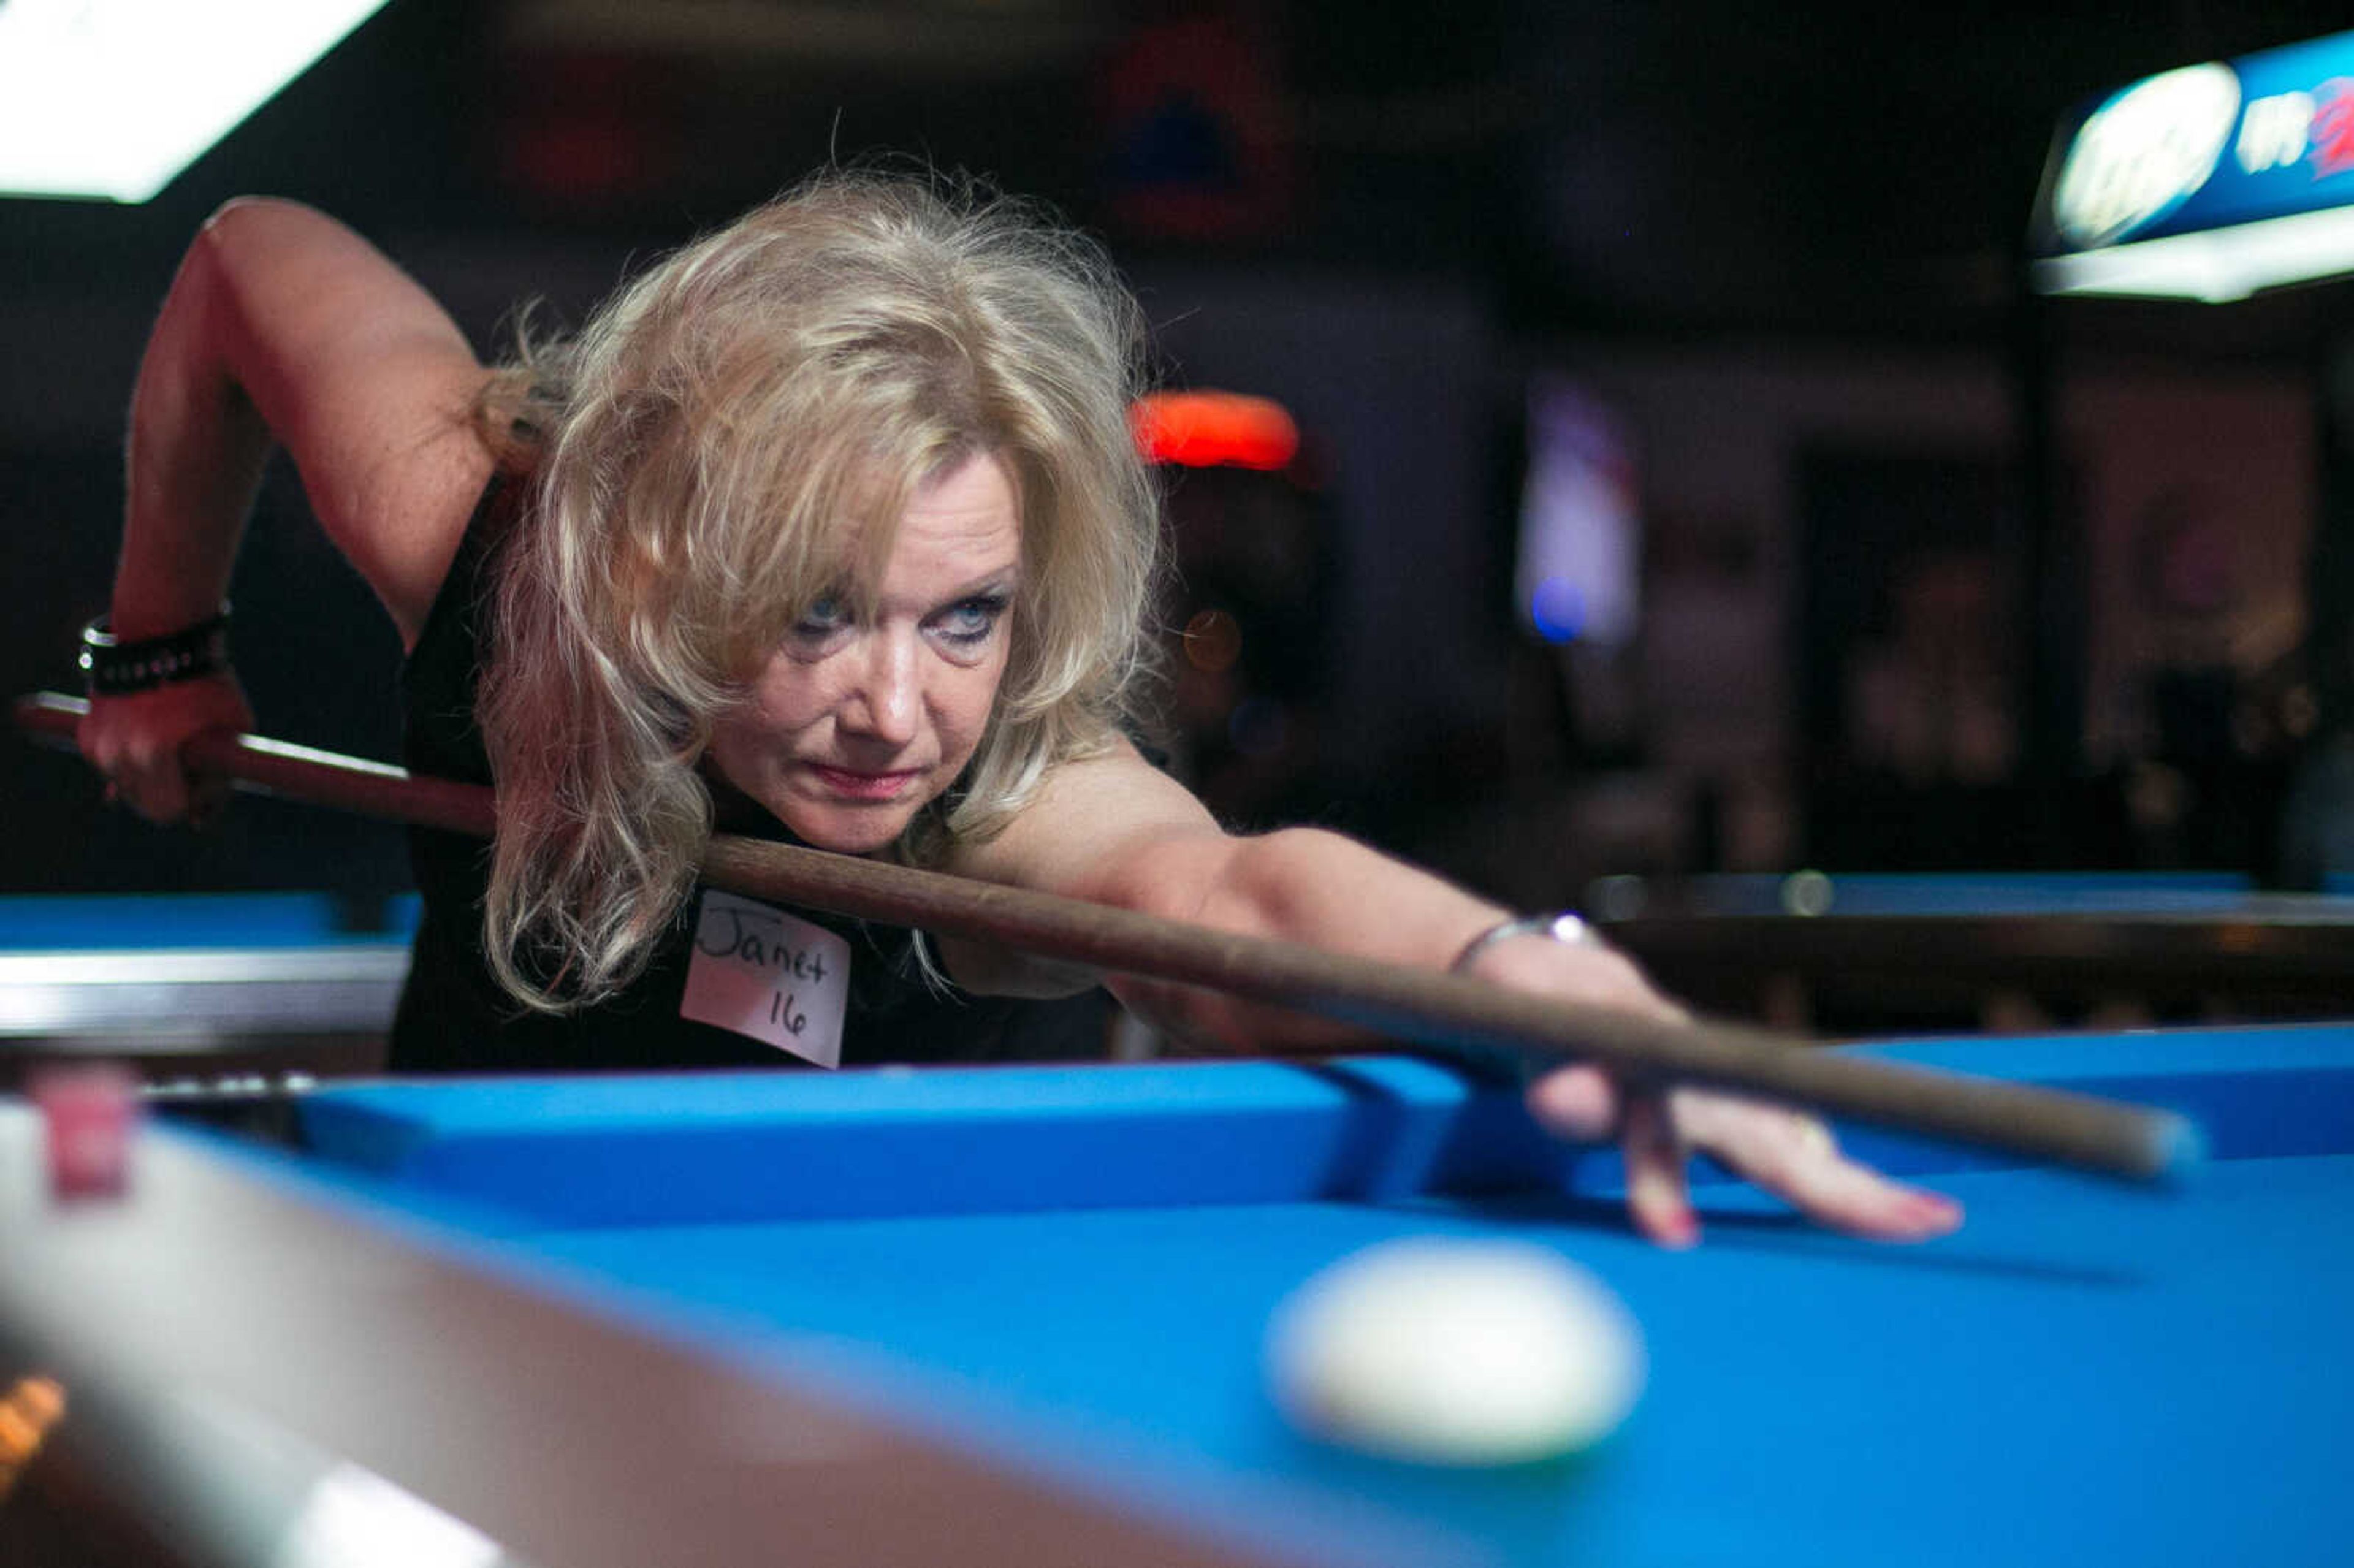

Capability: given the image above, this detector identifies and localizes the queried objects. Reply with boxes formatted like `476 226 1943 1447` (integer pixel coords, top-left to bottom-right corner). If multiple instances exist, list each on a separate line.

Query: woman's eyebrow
939 568 1019 601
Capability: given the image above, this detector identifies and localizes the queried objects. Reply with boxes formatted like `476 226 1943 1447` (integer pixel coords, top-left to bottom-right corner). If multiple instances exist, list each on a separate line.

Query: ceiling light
0 0 393 203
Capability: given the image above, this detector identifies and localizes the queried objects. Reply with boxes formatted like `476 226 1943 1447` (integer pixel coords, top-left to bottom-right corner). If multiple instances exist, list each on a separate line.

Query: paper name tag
680 889 852 1068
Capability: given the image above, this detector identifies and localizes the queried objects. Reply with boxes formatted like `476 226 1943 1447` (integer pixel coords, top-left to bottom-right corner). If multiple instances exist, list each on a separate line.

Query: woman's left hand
1525 1066 1965 1248
1461 926 1964 1248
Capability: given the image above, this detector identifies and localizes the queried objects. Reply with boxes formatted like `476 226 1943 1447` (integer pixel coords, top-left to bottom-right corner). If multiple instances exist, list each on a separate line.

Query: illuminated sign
2048 65 2241 249
0 0 394 204
2032 29 2354 300
1131 391 1301 472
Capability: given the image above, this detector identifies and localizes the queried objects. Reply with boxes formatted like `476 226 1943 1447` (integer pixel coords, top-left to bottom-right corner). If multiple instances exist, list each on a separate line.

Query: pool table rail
284 1031 2351 1231
0 1100 1328 1568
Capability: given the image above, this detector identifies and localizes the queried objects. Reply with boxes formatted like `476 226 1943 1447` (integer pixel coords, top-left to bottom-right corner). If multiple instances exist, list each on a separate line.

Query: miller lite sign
2033 29 2354 300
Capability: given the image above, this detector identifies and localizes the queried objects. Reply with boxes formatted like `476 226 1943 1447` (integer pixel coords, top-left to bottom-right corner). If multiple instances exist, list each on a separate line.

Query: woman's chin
777 800 915 856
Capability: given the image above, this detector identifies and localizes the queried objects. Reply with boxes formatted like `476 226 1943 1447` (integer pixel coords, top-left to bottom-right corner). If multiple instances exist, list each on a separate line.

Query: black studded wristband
79 608 230 698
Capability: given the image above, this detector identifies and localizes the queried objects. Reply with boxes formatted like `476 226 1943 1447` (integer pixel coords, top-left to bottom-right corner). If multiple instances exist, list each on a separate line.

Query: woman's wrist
80 604 232 698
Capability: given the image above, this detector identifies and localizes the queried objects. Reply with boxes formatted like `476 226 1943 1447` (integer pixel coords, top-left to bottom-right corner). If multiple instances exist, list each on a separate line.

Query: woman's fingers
1525 1067 1704 1246
75 677 253 826
1525 1066 1962 1245
1673 1090 1964 1242
83 723 190 821
1620 1088 1699 1248
1522 1060 1623 1143
117 731 192 821
129 754 193 823
1497 936 1962 1247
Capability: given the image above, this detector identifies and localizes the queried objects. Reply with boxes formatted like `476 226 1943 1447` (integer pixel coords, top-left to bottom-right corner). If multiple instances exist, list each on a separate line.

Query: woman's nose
841 632 920 745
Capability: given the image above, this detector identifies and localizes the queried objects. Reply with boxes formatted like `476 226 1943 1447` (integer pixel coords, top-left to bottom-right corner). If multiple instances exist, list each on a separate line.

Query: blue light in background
1529 576 1587 644
1514 376 1639 648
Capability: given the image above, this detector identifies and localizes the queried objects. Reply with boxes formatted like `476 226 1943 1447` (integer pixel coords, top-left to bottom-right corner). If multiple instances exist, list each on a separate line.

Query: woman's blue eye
936 595 1008 645
794 595 849 638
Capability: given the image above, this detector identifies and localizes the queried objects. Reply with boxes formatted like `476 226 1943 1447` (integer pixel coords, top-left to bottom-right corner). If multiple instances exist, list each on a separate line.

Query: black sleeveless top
387 479 1110 1073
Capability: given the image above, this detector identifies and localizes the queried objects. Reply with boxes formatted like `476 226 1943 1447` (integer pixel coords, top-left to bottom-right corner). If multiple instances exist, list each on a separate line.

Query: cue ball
1265 1238 1644 1465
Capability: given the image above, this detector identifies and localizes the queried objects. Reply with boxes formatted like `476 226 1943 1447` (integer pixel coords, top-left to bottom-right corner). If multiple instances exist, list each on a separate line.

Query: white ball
1265 1237 1645 1466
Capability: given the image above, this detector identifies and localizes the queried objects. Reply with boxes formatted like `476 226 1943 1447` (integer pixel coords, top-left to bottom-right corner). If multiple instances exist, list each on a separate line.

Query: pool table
0 891 419 1084
1 1023 2348 1567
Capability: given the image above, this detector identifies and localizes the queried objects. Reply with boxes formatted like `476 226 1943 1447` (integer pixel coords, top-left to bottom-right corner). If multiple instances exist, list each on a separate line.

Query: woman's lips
806 763 923 802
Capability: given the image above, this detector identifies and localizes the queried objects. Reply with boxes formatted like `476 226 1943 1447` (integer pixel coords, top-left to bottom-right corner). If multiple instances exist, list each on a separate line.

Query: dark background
6 0 2352 906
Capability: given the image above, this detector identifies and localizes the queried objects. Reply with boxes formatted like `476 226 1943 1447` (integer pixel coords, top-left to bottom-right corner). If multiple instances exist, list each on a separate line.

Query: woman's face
707 451 1022 853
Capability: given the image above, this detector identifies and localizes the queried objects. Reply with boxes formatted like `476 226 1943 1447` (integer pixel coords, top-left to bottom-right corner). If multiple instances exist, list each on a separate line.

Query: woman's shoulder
945 738 1224 892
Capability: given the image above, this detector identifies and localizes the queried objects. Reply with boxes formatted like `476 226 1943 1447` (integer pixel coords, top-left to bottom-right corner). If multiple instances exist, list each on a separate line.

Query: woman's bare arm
947 742 1964 1248
85 198 495 820
114 196 492 645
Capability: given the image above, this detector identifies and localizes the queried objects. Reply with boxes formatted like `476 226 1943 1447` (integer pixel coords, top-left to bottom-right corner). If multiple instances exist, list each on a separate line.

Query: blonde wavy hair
471 172 1160 1011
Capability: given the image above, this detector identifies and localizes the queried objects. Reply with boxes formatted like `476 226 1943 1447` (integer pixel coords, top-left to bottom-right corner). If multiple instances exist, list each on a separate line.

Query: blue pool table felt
0 891 421 949
196 1026 2354 1568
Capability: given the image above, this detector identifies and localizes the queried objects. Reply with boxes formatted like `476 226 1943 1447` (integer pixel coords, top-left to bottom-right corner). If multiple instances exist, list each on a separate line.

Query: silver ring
1450 911 1610 973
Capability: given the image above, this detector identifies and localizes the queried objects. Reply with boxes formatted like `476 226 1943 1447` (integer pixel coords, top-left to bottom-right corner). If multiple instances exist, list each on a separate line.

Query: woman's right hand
77 674 254 825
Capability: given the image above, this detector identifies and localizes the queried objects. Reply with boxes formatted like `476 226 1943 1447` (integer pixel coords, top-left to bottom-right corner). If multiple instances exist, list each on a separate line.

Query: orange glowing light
1132 391 1300 471
0 1375 65 1501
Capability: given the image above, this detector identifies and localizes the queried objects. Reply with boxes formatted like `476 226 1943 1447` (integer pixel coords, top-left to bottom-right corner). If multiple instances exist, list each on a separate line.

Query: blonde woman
77 174 1960 1247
